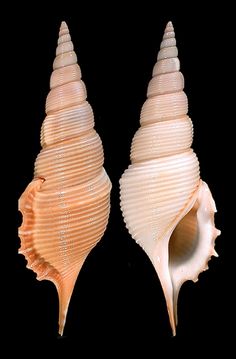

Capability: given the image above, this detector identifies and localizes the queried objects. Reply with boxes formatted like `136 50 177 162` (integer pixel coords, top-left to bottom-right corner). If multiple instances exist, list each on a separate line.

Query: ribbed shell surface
120 22 200 252
18 22 111 335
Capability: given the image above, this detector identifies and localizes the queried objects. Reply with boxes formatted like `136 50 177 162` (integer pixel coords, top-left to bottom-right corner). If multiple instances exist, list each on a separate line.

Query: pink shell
18 21 111 335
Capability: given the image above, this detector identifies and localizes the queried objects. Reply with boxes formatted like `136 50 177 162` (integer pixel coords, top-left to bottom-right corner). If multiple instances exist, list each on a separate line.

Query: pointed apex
53 20 76 69
165 21 174 32
162 21 175 42
60 21 68 31
59 21 70 37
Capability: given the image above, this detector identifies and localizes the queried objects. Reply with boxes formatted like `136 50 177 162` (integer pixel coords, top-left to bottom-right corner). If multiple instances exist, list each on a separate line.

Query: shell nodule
119 21 220 335
18 21 111 336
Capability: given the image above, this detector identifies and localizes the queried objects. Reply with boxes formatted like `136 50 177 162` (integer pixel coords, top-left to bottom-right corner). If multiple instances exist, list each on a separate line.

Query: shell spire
19 22 111 335
120 21 220 335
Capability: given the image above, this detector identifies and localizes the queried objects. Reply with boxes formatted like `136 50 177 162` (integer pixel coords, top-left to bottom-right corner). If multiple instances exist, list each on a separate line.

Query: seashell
120 21 220 335
18 21 112 335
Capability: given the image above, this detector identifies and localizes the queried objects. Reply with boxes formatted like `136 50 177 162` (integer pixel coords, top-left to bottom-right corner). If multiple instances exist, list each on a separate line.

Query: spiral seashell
120 21 220 335
18 21 112 335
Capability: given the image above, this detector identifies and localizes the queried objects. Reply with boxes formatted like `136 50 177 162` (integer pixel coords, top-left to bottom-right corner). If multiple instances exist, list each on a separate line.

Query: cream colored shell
18 22 111 335
120 21 220 335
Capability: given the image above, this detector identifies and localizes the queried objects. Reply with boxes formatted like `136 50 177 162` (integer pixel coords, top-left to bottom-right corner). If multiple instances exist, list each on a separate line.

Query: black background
6 1 230 355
